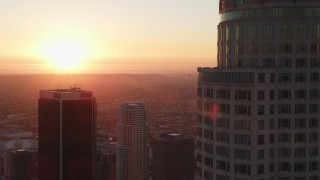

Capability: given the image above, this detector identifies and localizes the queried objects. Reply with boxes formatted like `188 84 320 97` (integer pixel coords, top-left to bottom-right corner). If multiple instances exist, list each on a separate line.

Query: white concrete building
196 1 320 180
117 103 148 180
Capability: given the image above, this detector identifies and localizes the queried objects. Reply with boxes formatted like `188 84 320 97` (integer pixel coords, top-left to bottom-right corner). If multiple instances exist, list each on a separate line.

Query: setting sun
39 39 91 72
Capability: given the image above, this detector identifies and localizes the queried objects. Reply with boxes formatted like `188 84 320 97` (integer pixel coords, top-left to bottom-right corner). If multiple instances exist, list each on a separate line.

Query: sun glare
39 39 91 72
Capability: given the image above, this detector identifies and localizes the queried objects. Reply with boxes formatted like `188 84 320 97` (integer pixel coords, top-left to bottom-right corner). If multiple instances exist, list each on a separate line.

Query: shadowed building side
38 88 96 180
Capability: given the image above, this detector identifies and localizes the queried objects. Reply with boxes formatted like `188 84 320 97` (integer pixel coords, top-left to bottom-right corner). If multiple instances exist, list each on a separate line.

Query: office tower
196 1 320 180
117 103 148 180
38 87 96 180
152 133 194 180
9 149 38 180
96 151 116 180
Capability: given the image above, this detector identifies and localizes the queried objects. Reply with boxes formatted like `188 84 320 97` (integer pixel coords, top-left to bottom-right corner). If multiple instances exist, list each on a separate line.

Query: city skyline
0 0 219 74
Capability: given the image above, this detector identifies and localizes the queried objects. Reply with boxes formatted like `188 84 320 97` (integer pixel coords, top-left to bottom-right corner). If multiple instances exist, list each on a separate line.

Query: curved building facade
197 1 320 180
117 103 148 180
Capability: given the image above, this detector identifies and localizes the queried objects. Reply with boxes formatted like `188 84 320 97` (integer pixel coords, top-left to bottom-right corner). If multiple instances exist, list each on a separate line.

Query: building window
309 118 319 128
235 105 251 115
234 149 251 160
309 176 319 180
309 132 318 142
296 58 308 68
205 88 214 98
235 134 251 145
295 119 306 129
217 146 229 157
247 25 257 40
295 73 307 82
197 153 202 163
216 118 229 129
204 116 213 126
309 147 318 157
279 58 292 68
270 134 274 144
311 43 318 54
204 170 213 180
234 164 251 175
204 156 213 168
217 89 230 99
258 149 265 159
246 58 259 67
269 119 275 129
258 164 264 174
197 128 202 137
218 104 230 114
279 119 291 128
269 148 275 158
294 162 306 172
270 90 275 100
235 119 251 130
263 44 276 54
279 90 291 99
269 163 274 172
310 58 320 68
295 104 306 114
217 132 229 143
258 120 264 130
235 90 251 100
258 91 265 101
295 148 306 157
279 104 291 114
217 160 230 172
278 148 291 158
204 143 213 154
310 73 319 82
262 58 275 68
295 133 306 143
258 105 265 115
278 133 291 143
295 90 306 99
309 161 319 171
269 105 275 114
278 162 291 172
204 129 213 140
270 73 275 83
258 135 264 145
216 174 229 180
310 89 319 99
258 73 265 83
296 43 308 54
197 140 202 150
310 104 319 114
279 73 291 83
279 43 293 54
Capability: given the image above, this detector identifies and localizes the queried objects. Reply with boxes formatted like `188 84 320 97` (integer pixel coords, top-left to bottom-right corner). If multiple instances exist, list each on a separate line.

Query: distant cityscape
0 0 319 180
0 74 196 180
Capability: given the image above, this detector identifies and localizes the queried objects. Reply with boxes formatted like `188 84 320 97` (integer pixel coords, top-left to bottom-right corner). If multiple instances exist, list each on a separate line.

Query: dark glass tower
38 88 96 180
152 133 194 180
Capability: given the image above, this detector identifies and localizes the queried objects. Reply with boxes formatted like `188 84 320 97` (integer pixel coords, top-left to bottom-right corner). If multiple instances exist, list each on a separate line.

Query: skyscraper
38 87 96 180
9 149 38 180
152 133 194 180
117 103 148 180
197 1 320 180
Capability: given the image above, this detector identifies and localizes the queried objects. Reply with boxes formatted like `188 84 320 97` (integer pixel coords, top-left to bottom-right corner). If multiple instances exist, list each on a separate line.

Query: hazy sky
0 0 219 74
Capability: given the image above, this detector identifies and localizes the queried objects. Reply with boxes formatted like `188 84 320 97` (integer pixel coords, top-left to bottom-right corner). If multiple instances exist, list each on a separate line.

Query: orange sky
0 0 219 74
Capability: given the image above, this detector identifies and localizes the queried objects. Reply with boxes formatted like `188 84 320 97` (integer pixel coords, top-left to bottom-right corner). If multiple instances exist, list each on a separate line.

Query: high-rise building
152 133 194 180
117 103 148 180
197 1 320 180
38 87 96 180
9 149 38 180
